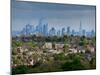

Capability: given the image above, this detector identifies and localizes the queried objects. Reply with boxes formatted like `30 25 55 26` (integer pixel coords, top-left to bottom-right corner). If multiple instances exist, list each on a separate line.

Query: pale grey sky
11 0 96 32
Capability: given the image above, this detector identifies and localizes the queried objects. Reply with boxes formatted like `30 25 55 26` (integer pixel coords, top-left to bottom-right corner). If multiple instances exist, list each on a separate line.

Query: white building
43 42 52 49
55 43 64 49
69 48 78 53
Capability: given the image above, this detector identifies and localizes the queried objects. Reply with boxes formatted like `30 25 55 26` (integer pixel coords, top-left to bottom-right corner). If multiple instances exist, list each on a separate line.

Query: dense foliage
12 35 96 74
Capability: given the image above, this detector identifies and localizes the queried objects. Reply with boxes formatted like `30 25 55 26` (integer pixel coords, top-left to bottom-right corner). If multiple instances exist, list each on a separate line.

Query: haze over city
12 0 96 32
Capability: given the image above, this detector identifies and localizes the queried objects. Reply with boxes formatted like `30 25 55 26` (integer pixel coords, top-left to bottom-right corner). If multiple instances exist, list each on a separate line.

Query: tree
12 65 29 74
61 54 90 71
90 57 96 69
63 44 69 53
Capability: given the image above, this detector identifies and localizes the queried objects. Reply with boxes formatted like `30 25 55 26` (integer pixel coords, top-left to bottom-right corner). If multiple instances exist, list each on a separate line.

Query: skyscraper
82 29 86 36
91 29 95 37
37 18 44 34
43 23 48 36
67 26 70 35
72 29 75 36
25 24 33 36
57 30 60 36
62 28 65 36
79 21 82 36
49 27 56 36
21 28 26 35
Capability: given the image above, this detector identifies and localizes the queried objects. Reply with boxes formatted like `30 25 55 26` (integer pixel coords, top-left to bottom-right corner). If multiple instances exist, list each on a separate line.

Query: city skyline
12 0 96 32
12 18 95 37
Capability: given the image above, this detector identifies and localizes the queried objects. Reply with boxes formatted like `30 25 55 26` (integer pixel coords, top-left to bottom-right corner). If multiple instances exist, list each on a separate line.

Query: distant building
62 28 65 36
43 42 52 49
37 18 43 34
69 48 78 53
55 43 64 50
49 27 56 36
91 29 95 37
67 26 70 35
21 28 26 35
71 29 75 36
57 30 61 36
79 21 82 36
43 23 48 36
26 24 33 35
82 29 86 36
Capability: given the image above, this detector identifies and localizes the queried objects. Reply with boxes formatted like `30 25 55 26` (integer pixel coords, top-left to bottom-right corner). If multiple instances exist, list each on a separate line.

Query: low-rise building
69 48 78 53
43 42 52 49
55 43 64 50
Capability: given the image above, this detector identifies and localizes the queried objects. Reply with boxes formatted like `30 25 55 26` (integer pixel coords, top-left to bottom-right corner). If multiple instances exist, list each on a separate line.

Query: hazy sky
11 0 96 32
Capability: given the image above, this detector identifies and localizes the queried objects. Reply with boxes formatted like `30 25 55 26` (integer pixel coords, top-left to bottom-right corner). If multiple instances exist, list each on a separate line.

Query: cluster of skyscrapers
12 18 95 37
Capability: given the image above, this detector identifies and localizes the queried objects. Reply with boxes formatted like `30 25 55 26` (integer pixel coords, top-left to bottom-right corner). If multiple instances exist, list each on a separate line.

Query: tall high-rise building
72 29 75 36
91 29 95 37
82 29 86 36
62 28 65 36
67 26 70 35
49 27 56 36
21 28 26 35
37 18 44 34
43 23 48 36
79 21 82 36
25 24 33 35
57 30 60 36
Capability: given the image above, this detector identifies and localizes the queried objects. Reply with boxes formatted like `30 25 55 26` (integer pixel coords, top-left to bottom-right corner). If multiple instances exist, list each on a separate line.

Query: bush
12 65 29 75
